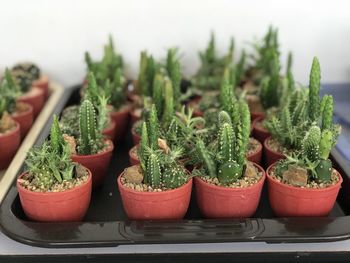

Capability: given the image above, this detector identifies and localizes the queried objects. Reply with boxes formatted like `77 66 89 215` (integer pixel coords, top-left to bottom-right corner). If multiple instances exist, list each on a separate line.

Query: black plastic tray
1 85 350 248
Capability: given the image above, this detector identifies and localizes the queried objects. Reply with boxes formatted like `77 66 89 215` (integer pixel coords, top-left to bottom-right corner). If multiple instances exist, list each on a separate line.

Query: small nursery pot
17 170 92 222
110 104 131 142
32 74 49 99
11 102 34 140
247 138 263 165
128 145 139 166
0 121 21 170
71 140 114 187
18 86 45 118
266 163 343 217
251 111 265 122
194 163 266 218
263 137 286 167
252 116 271 144
118 168 193 220
102 120 117 142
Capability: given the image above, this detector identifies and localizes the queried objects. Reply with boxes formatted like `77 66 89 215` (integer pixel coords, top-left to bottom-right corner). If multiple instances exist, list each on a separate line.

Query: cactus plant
12 63 41 81
193 101 251 185
24 115 82 191
135 104 188 189
137 51 158 97
0 69 20 118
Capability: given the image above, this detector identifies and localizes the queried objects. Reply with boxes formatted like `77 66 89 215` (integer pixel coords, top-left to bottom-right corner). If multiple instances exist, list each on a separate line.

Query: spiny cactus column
196 139 217 178
152 74 164 119
50 115 65 154
308 57 321 122
162 79 175 129
320 95 333 131
148 104 160 151
79 99 97 155
146 152 162 188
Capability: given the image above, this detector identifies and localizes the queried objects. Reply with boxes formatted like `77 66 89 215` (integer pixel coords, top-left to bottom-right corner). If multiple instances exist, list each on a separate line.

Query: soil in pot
118 165 193 220
71 139 114 187
18 86 45 118
263 137 290 167
195 162 266 218
11 102 34 140
266 163 342 217
247 137 262 164
252 117 271 144
0 115 21 170
129 145 139 165
110 104 131 142
17 166 92 222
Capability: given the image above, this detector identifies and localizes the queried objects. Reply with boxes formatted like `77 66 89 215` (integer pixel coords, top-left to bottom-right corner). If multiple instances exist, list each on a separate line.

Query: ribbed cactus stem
237 102 251 166
146 152 161 188
320 95 333 131
148 104 160 150
162 79 174 129
50 115 64 154
196 139 217 178
79 99 97 155
219 122 234 163
139 122 149 179
319 130 333 160
236 50 246 85
302 125 321 162
219 79 233 114
152 74 164 119
308 57 321 122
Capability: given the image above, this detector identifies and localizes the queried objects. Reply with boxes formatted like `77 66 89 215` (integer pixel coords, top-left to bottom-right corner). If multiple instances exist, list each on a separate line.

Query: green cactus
308 57 321 122
50 115 65 154
12 63 41 81
145 152 162 188
166 48 181 101
152 74 164 119
302 125 321 162
236 50 246 85
78 99 103 155
161 79 175 129
138 51 158 96
0 69 20 117
320 95 333 131
196 139 217 178
148 104 160 150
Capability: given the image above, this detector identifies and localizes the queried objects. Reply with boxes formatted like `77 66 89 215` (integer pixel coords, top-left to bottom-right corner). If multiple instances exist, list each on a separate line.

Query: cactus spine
308 57 321 122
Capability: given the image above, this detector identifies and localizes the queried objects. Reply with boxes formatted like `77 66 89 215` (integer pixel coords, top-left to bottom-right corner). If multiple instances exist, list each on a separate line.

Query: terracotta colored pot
252 116 271 144
110 104 131 142
194 163 265 218
17 170 92 222
131 124 141 146
251 111 265 122
71 140 114 187
11 102 34 140
129 145 139 165
266 163 343 217
102 120 117 142
130 108 142 124
247 138 263 165
32 74 49 99
118 167 193 220
263 137 286 167
18 87 45 118
0 121 21 170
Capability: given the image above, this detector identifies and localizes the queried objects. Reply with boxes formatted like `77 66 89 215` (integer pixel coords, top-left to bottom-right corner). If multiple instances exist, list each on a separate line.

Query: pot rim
247 137 262 157
263 136 286 157
117 165 193 196
19 86 44 99
71 139 114 158
128 144 139 159
0 120 20 138
11 102 34 118
266 162 343 192
17 168 92 196
253 116 269 133
194 162 266 192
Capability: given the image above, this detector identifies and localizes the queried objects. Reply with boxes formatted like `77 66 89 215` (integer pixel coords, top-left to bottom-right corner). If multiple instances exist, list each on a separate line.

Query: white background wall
0 0 350 87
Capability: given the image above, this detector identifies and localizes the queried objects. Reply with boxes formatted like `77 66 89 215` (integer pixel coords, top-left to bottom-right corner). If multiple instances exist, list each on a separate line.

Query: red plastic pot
32 74 49 99
129 145 139 165
71 140 114 187
102 120 117 142
110 104 131 142
251 111 265 122
11 102 34 140
18 87 45 118
0 121 21 170
118 167 193 220
17 170 92 222
252 116 271 144
194 162 265 218
263 137 286 167
247 138 262 165
266 163 343 217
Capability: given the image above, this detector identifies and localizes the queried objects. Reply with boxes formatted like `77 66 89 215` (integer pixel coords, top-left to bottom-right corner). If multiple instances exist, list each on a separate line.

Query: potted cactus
11 68 45 118
264 57 325 166
1 69 34 139
17 116 92 222
65 99 114 187
266 122 342 217
12 62 50 99
118 105 192 220
85 37 130 141
193 104 265 218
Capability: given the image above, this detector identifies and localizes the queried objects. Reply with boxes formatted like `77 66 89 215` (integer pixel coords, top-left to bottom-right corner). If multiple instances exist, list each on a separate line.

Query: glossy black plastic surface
1 84 350 248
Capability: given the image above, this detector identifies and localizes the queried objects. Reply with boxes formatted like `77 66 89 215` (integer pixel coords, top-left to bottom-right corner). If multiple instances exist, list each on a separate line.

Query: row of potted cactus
11 28 342 223
0 64 50 170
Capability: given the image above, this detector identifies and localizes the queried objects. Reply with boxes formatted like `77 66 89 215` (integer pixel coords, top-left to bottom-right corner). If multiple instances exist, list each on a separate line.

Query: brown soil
201 162 263 188
247 137 261 156
13 102 30 115
18 165 89 193
255 120 268 131
270 166 340 189
0 113 17 134
266 137 292 155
